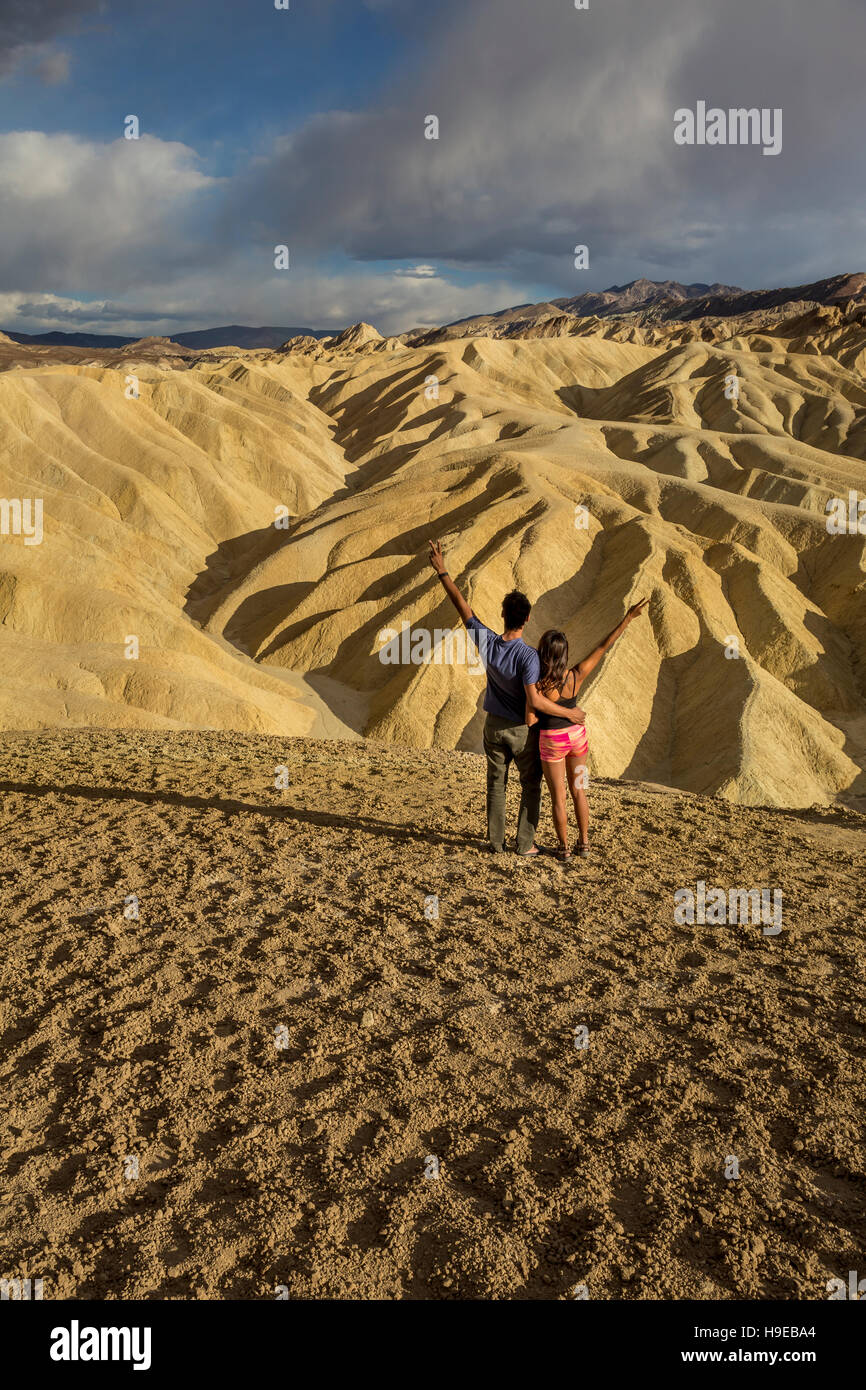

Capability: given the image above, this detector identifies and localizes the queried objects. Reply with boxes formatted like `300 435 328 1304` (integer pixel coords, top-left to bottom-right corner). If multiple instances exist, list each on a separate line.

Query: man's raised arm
427 539 473 625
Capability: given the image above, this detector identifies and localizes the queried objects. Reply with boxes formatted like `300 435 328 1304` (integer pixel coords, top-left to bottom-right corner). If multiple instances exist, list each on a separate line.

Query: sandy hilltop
1 275 866 808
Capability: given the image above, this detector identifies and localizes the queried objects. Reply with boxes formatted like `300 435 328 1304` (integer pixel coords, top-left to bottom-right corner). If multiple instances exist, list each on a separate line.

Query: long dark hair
537 629 569 694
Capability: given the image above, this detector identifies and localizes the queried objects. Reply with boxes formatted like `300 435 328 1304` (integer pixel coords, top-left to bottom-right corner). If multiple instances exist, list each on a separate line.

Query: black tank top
536 675 581 730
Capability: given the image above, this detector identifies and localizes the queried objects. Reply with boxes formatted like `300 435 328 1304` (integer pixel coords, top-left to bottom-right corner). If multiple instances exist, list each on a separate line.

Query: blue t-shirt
466 615 541 723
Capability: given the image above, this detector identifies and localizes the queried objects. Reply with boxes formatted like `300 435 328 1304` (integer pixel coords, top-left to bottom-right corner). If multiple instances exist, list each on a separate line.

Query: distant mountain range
442 279 744 333
3 324 335 350
5 274 866 355
413 272 866 343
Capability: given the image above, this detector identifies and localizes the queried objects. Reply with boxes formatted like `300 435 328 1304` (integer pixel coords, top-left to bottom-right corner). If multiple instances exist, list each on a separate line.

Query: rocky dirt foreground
0 730 863 1299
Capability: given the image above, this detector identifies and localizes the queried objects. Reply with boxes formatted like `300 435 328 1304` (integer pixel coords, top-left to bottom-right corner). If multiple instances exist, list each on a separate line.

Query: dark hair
537 629 570 694
502 590 531 630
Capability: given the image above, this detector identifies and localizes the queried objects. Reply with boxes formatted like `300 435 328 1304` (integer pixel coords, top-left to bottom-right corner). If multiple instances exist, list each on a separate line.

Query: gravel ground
1 729 864 1299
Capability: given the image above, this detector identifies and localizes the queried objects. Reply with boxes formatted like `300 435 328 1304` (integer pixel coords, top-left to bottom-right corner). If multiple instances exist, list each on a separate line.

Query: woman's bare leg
541 757 569 850
566 755 589 845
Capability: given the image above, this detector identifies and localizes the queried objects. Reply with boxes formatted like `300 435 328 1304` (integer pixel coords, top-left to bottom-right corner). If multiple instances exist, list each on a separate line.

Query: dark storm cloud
233 0 866 288
0 0 104 75
1 0 865 333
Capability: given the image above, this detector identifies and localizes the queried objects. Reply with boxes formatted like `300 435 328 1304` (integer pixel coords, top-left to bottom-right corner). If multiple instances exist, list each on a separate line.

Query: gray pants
482 715 542 853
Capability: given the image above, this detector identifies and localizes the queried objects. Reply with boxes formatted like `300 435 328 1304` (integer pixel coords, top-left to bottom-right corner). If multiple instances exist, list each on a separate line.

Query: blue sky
0 2 412 162
0 0 864 336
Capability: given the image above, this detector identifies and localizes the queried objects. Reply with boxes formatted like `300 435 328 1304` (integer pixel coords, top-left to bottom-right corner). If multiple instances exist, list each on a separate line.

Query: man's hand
427 538 473 624
428 539 446 575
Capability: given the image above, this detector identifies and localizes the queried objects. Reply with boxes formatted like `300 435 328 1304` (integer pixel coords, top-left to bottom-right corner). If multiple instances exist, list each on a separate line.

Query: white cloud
0 127 536 335
0 131 222 289
0 266 535 339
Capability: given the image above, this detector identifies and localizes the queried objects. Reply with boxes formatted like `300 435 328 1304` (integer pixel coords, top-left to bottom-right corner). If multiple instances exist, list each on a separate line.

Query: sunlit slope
0 360 353 734
1 327 864 805
201 334 866 806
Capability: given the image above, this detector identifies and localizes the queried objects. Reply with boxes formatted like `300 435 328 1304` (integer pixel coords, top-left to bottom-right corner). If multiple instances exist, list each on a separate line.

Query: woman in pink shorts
532 599 649 859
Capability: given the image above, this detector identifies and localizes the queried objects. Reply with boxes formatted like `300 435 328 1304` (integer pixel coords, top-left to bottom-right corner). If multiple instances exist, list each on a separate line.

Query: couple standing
428 540 648 860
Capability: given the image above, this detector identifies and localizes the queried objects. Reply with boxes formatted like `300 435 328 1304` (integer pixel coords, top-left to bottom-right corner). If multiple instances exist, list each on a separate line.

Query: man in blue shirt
427 539 578 855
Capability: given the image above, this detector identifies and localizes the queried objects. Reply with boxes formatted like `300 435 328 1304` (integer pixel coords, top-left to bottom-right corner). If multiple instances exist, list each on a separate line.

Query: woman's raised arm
575 598 649 679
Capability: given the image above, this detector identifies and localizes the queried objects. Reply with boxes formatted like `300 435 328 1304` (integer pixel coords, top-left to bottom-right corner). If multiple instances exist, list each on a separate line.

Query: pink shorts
539 722 589 764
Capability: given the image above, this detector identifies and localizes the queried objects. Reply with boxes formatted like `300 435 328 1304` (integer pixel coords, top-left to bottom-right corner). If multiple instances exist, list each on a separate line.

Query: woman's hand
576 596 649 677
428 539 447 575
625 597 649 622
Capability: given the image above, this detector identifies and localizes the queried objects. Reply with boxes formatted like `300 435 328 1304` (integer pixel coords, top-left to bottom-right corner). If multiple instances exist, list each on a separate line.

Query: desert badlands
1 298 866 809
1 294 864 1300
